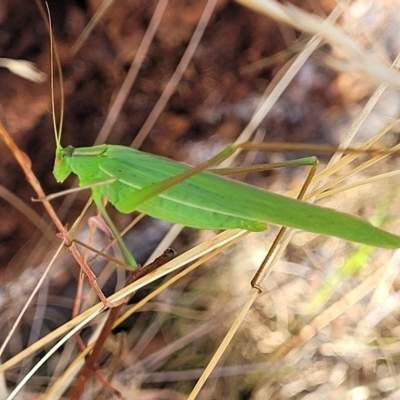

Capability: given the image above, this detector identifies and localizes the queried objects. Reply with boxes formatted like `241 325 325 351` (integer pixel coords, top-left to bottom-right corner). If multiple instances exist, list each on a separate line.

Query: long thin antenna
38 1 64 146
46 4 58 146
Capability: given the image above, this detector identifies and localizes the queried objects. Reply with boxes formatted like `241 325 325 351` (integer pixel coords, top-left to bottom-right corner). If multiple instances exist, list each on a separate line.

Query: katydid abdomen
53 144 400 249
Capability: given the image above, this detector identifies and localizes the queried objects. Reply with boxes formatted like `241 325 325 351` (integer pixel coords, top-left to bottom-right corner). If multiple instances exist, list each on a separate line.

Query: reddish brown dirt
0 0 340 274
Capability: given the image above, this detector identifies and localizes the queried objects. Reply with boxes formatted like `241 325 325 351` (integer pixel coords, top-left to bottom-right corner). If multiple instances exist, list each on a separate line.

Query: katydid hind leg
211 156 319 176
251 160 318 289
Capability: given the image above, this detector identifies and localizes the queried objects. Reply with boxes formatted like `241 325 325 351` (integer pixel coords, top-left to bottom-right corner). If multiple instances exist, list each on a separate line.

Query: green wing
93 146 400 248
98 146 267 231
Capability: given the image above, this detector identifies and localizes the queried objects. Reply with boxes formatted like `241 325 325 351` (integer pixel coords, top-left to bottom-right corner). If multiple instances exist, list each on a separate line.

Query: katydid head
53 145 74 182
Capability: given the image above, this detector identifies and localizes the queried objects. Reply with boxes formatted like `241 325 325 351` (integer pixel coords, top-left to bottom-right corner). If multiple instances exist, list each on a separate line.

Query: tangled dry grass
1 0 400 399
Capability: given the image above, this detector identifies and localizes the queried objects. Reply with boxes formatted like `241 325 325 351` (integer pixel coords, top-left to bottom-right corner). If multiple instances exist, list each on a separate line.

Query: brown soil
0 0 340 272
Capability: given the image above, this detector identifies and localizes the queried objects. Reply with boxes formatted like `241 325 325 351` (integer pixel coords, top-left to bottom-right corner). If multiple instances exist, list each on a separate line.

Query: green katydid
44 0 400 276
53 136 400 270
